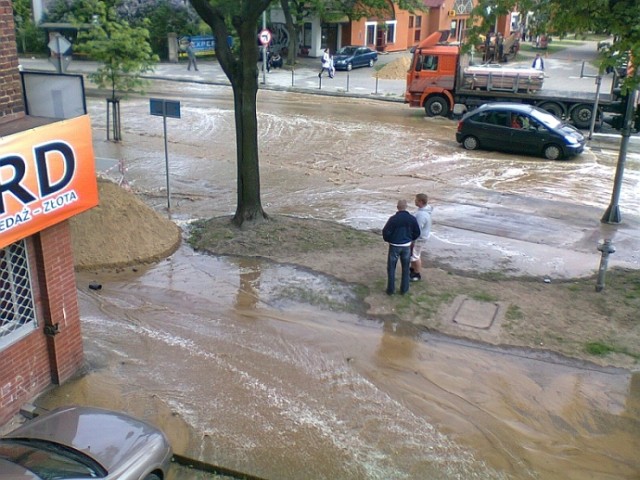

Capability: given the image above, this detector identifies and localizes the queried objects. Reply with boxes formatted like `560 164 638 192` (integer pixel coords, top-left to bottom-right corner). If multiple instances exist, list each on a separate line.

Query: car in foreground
333 45 378 71
0 405 172 479
456 103 585 160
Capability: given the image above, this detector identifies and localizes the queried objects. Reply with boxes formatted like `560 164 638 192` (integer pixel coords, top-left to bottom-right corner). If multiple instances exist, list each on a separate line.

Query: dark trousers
387 245 411 294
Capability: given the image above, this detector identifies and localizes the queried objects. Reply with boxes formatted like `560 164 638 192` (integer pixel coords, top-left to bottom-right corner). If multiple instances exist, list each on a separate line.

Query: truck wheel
424 96 450 117
570 104 593 129
543 144 563 160
462 136 480 150
538 102 564 119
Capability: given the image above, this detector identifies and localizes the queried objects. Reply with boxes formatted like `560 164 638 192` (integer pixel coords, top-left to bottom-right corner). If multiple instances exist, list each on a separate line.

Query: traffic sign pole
259 23 272 85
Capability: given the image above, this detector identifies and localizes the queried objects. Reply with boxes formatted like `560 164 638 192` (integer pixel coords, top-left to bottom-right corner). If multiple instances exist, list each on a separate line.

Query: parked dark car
456 103 585 160
0 406 172 479
333 46 378 71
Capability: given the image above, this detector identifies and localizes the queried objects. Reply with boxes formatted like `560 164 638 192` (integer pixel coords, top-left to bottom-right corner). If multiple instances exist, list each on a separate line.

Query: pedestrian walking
532 53 544 71
187 40 198 71
382 199 421 295
409 193 433 282
318 48 333 78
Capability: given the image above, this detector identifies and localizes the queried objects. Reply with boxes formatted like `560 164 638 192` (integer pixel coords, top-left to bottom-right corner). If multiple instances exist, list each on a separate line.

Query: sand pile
376 56 412 80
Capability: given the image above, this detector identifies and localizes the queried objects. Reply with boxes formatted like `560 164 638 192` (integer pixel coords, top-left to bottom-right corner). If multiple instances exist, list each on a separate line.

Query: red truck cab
405 31 460 117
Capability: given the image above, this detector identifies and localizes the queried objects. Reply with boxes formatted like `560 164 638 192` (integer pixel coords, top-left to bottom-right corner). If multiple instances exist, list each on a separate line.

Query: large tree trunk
231 25 267 225
233 30 267 225
281 0 297 66
189 0 270 227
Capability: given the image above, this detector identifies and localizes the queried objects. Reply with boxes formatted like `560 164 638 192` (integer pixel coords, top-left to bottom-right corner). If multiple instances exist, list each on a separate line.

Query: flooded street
92 83 640 277
36 86 640 479
37 247 639 479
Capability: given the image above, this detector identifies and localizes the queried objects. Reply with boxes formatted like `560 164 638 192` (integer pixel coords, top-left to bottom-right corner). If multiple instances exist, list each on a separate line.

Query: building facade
0 0 98 426
268 0 480 58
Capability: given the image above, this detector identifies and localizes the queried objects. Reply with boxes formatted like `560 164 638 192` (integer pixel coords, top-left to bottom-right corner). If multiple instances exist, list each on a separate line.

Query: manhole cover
452 297 499 329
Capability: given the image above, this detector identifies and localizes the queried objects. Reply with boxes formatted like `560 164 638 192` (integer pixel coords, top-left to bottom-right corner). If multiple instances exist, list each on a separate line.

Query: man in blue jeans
382 199 421 295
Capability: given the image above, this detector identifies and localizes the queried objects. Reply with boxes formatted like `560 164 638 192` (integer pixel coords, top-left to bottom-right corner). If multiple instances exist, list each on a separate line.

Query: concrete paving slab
452 296 500 329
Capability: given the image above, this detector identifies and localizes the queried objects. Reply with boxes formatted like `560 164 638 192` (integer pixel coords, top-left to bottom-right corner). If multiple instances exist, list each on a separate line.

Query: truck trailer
405 31 637 130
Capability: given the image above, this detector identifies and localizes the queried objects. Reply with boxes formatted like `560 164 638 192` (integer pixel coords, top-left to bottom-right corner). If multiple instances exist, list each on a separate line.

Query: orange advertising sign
0 114 98 248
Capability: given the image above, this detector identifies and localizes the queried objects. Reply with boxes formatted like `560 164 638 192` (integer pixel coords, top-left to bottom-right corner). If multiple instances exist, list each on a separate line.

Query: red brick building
0 0 98 425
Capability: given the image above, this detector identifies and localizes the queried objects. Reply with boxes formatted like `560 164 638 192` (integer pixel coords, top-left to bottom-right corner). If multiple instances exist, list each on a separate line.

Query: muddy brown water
34 87 640 479
33 245 638 480
91 85 640 277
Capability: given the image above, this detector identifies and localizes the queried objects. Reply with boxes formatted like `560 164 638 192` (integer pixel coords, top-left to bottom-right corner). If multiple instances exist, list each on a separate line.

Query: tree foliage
12 0 47 53
118 0 203 59
75 3 158 100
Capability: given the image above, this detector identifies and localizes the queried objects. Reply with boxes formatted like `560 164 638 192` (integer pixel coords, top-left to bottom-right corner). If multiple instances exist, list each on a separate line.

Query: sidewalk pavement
16 39 618 104
19 50 411 102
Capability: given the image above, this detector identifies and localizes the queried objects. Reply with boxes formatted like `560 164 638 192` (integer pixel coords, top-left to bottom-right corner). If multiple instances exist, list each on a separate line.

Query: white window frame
0 240 38 349
385 20 397 44
365 21 377 45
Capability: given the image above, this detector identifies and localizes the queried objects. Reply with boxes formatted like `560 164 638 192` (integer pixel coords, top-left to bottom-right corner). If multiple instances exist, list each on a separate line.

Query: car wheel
424 96 450 117
570 104 593 129
144 474 161 480
368 59 374 67
462 135 480 150
346 63 353 71
543 144 563 160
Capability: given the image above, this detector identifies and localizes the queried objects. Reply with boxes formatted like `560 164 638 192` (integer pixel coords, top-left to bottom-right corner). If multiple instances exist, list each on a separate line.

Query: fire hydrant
596 239 615 292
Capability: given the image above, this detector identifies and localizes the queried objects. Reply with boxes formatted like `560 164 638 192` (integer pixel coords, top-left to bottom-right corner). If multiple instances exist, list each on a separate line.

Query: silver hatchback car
0 406 172 479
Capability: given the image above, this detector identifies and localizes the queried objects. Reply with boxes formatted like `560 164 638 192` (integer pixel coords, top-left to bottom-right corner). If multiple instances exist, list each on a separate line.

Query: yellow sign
0 115 99 248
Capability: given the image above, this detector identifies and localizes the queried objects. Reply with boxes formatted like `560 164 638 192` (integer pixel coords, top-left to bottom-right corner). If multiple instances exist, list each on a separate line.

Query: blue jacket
383 211 420 246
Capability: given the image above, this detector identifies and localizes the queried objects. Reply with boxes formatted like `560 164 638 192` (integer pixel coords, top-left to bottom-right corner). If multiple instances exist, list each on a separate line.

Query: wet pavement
34 248 640 479
12 40 640 479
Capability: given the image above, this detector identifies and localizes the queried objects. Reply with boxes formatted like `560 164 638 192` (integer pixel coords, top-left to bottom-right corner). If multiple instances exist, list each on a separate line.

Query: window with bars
0 240 37 348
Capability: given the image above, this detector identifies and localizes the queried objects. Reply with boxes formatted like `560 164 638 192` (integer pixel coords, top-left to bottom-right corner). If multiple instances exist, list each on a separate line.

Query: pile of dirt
69 179 181 270
376 56 412 80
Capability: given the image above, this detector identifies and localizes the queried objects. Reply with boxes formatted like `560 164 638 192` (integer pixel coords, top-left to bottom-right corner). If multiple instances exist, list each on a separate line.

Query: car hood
560 124 585 142
4 406 168 473
333 53 354 61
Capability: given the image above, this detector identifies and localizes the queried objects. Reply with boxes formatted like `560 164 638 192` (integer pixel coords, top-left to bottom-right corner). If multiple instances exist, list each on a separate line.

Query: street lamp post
601 84 639 224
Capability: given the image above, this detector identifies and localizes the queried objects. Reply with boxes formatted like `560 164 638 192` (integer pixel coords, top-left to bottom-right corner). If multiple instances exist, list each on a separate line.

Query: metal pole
163 113 171 210
601 86 638 224
588 75 602 140
261 12 266 85
595 239 615 292
106 99 110 141
55 35 62 73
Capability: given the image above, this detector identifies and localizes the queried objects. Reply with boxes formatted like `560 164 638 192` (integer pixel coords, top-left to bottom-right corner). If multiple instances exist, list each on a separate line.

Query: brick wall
0 0 25 125
36 222 85 384
0 223 84 426
0 0 85 427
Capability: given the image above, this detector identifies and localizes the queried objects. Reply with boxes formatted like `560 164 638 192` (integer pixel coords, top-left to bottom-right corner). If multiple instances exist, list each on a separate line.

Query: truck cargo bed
462 64 544 92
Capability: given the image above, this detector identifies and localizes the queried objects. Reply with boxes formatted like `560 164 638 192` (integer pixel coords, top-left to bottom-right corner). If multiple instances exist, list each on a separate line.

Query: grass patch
470 291 498 302
518 43 573 56
505 304 524 321
585 341 640 360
